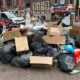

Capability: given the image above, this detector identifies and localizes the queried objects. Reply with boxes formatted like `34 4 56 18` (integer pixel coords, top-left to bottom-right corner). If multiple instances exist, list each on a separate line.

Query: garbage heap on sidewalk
0 18 80 74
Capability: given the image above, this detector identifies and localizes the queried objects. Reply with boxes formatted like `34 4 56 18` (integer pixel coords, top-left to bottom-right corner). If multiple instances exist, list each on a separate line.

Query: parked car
0 12 25 25
0 19 6 34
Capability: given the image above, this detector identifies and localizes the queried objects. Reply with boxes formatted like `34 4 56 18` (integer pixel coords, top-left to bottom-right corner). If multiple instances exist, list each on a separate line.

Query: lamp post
75 0 79 21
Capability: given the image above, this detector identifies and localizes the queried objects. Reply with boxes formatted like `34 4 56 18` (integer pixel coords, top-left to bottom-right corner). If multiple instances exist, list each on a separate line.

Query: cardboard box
15 37 29 54
67 26 72 30
69 26 80 37
20 28 29 36
3 29 21 42
47 27 60 36
72 26 80 31
42 35 66 45
47 25 72 36
69 29 80 37
30 56 53 68
47 23 60 36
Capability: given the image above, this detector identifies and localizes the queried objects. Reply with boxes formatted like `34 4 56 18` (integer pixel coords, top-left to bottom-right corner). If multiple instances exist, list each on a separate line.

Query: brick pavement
0 63 80 80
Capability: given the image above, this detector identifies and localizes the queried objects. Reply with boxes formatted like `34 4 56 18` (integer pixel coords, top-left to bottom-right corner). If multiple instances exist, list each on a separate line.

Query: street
0 63 80 80
0 0 80 80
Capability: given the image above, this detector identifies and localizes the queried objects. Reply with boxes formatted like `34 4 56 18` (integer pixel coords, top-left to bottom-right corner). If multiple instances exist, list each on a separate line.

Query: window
13 0 19 7
16 0 19 5
7 0 12 6
55 0 58 4
32 3 36 13
70 0 74 4
45 1 49 10
60 0 65 4
1 13 8 19
41 2 45 10
32 3 35 11
5 12 17 18
36 2 40 10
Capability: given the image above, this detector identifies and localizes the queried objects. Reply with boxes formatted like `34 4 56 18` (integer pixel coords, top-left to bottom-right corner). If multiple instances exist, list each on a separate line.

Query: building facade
0 0 79 17
0 0 25 11
30 0 76 14
26 0 78 20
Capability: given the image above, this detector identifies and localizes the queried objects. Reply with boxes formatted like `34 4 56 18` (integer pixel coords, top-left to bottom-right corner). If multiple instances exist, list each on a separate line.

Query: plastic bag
30 38 49 56
57 53 75 72
32 30 44 38
66 36 75 46
75 38 80 48
11 54 30 68
0 44 16 64
31 38 59 57
33 25 44 31
47 46 60 58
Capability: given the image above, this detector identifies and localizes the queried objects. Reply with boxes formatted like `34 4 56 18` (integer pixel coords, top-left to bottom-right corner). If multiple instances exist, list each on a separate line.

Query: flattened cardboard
30 56 53 68
42 35 66 44
15 37 29 54
3 29 21 42
69 29 80 37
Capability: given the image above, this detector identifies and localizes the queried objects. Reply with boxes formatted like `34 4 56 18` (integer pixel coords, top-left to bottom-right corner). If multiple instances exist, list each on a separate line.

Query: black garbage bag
31 37 60 57
30 38 49 56
33 30 44 37
66 36 75 46
75 38 80 48
11 54 30 68
47 46 60 58
34 47 48 56
0 44 16 64
57 53 75 72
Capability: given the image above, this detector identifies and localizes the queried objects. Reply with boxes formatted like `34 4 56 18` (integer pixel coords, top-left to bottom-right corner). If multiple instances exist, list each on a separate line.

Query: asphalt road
0 62 80 80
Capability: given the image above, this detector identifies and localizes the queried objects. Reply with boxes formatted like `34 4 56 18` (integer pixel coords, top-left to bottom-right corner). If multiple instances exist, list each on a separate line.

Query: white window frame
32 3 35 11
36 2 40 10
41 2 45 10
32 2 36 14
45 1 49 10
60 0 65 4
7 0 13 7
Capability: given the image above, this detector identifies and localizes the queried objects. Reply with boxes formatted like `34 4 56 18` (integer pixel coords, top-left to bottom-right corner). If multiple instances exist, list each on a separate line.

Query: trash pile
0 17 80 74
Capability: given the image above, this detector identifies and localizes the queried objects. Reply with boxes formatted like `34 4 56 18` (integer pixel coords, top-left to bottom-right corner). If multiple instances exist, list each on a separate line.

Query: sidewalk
0 63 80 80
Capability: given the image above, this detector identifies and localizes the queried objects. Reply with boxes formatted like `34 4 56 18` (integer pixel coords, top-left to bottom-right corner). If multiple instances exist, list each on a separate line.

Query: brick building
0 0 25 11
30 0 75 14
0 0 77 18
0 0 76 11
25 0 76 20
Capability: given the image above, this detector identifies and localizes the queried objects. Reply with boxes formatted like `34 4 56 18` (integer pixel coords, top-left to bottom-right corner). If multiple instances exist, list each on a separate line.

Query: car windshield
5 12 18 18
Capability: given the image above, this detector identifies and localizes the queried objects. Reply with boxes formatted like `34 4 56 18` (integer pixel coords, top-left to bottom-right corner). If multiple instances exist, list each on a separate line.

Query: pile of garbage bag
30 38 60 57
0 34 78 73
0 17 80 74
